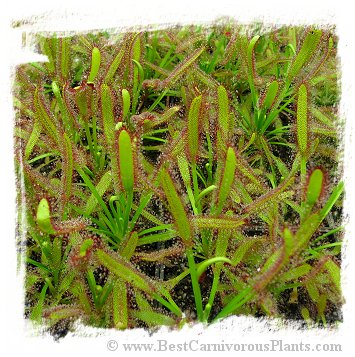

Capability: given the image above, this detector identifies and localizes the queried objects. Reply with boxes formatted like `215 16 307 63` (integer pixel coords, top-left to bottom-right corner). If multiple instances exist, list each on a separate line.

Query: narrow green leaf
196 185 217 202
235 150 265 191
324 259 341 291
193 65 219 89
99 280 114 308
131 36 142 113
120 231 139 260
51 237 62 272
58 271 75 294
60 38 71 81
135 290 152 312
104 46 125 83
122 89 131 120
220 30 239 65
186 248 203 321
61 133 73 207
138 231 177 246
36 198 55 234
177 153 198 213
30 283 48 322
138 224 173 237
306 281 319 302
319 181 344 221
230 237 264 266
196 257 232 279
312 36 334 79
213 286 255 321
113 279 128 329
79 239 94 257
13 97 35 118
247 35 260 107
85 171 112 215
305 168 324 211
287 29 322 84
293 213 321 254
78 167 114 221
301 306 311 321
215 147 237 214
52 81 73 134
253 227 293 293
278 264 312 282
311 107 335 128
26 258 50 273
150 106 180 127
47 307 82 322
132 59 144 82
101 82 122 194
160 169 191 244
96 249 156 294
40 38 55 73
130 192 154 229
118 130 134 192
192 216 244 230
88 47 101 83
71 283 92 315
162 47 205 88
33 89 59 144
187 95 202 162
133 310 176 327
297 84 308 155
25 117 42 160
101 84 115 148
177 154 191 187
262 80 279 110
241 175 294 216
204 228 232 321
290 181 342 256
86 270 98 302
74 86 88 118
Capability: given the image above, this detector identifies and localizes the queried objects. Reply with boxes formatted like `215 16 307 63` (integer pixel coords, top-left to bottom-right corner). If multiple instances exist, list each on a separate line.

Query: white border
1 0 354 355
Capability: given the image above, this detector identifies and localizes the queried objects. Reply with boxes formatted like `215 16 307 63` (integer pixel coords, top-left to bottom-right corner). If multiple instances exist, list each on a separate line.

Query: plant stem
186 248 203 321
203 268 221 322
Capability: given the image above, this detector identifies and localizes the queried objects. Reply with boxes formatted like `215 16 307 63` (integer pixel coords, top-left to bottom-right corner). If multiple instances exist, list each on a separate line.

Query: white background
0 0 354 355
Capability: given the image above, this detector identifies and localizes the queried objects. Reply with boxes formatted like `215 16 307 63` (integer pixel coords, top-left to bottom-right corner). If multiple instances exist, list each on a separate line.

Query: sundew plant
13 22 344 338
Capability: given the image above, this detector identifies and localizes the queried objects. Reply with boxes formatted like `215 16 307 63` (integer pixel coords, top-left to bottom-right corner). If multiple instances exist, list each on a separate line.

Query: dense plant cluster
13 23 344 337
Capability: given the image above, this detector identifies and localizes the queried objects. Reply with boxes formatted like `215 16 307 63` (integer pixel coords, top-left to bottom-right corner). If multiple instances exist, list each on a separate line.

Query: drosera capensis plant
13 22 344 338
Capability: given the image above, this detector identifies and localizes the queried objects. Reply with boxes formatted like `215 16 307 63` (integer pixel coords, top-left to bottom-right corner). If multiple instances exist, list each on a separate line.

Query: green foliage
215 147 237 214
14 23 343 334
187 95 202 163
297 84 309 155
118 129 134 192
36 198 55 234
87 47 101 83
160 168 192 245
